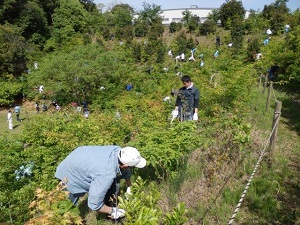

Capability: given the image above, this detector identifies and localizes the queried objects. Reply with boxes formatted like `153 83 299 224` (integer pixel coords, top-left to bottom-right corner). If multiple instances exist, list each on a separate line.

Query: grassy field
0 109 26 136
0 101 45 137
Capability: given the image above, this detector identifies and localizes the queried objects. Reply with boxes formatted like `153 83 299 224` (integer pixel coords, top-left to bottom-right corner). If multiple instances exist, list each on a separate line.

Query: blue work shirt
126 84 133 91
55 145 121 210
264 39 270 45
14 106 21 113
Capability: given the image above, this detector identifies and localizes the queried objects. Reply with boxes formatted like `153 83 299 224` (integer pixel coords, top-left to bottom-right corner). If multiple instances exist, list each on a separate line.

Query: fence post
266 81 273 111
268 101 282 157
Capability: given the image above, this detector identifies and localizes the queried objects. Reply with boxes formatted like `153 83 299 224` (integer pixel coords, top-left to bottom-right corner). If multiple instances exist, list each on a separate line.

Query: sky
94 0 299 12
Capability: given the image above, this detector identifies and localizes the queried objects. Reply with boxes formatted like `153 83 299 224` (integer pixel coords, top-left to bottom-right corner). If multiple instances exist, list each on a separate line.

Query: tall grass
161 84 300 224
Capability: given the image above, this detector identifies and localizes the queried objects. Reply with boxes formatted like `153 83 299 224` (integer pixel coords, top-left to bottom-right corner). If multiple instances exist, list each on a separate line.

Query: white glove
193 113 198 121
125 187 132 200
110 207 126 219
172 109 179 118
126 186 131 195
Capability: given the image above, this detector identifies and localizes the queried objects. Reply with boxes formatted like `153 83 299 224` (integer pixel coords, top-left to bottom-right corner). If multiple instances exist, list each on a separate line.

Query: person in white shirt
180 53 185 61
39 85 44 93
7 110 13 129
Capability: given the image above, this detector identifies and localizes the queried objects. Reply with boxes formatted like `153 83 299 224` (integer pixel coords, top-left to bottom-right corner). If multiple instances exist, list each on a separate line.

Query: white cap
118 147 146 168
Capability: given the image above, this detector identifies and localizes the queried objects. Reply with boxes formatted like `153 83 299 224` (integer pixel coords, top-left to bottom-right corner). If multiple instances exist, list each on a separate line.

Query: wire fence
226 79 281 224
227 112 281 224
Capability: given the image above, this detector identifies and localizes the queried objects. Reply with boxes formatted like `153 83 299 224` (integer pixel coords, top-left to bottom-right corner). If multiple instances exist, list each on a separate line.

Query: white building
134 5 250 26
161 6 215 25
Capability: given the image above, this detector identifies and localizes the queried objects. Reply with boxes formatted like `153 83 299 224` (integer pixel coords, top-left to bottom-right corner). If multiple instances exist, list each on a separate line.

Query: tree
139 2 162 26
0 24 27 77
0 0 27 24
262 0 290 34
26 44 135 105
52 0 89 33
115 25 134 41
182 10 192 26
219 0 246 30
133 19 148 37
174 31 190 55
169 22 177 33
111 4 134 28
148 22 164 40
131 41 142 62
188 15 200 33
18 0 49 42
106 4 134 40
46 0 90 50
244 9 268 34
207 9 220 24
134 3 163 39
230 16 245 53
246 36 261 61
271 25 300 91
182 10 200 34
79 0 97 12
199 19 216 35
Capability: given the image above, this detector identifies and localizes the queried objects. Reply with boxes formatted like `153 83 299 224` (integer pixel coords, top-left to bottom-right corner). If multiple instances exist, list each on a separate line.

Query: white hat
118 147 146 168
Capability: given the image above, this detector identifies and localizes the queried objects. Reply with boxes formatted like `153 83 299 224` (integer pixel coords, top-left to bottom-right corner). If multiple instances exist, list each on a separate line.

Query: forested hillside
0 0 300 224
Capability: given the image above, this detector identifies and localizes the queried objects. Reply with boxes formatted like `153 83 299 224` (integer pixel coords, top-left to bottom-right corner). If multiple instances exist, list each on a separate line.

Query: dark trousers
104 179 118 207
16 113 21 122
62 180 118 207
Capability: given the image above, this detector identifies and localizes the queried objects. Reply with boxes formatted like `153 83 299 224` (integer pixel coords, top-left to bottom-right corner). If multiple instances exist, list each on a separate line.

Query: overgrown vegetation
0 0 300 224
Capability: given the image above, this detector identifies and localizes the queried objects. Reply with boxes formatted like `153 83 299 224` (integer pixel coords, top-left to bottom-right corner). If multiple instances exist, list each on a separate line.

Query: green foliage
115 25 134 41
131 41 142 62
142 41 156 62
0 0 27 24
110 4 134 28
163 203 188 225
119 177 162 224
53 0 89 33
0 80 24 106
26 44 134 104
134 20 149 37
174 31 191 55
230 17 245 51
169 22 178 33
139 3 162 26
46 0 90 49
262 0 289 35
267 27 300 91
199 19 217 35
219 0 246 30
246 36 261 61
18 0 49 41
207 9 220 24
155 40 166 63
119 177 188 225
0 24 27 77
182 10 192 26
131 122 200 180
0 138 37 224
149 23 165 40
188 15 200 34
